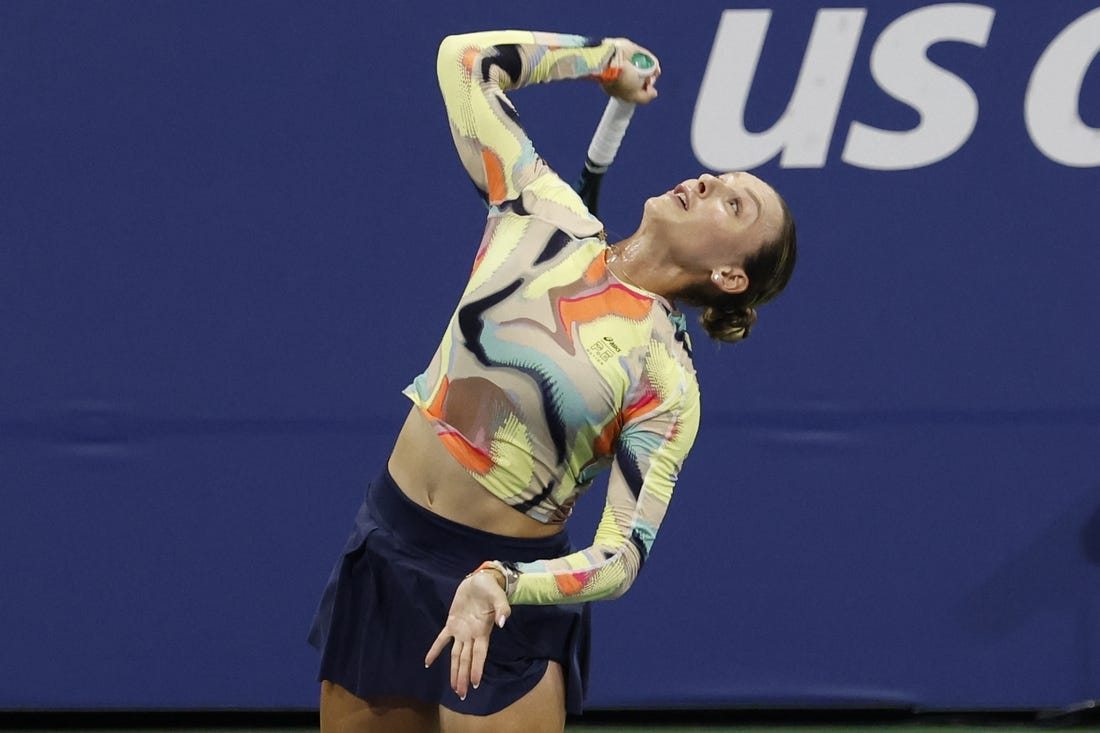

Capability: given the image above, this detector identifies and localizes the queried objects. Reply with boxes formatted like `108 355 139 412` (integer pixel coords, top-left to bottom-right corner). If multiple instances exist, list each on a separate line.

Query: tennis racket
575 52 657 215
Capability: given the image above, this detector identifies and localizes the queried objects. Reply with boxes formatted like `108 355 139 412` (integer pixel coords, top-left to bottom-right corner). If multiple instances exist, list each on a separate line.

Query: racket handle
575 51 656 215
586 97 638 169
576 98 635 214
575 160 606 215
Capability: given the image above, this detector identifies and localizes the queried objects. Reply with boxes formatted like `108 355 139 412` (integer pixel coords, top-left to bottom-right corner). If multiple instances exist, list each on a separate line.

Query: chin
645 192 682 225
641 193 666 218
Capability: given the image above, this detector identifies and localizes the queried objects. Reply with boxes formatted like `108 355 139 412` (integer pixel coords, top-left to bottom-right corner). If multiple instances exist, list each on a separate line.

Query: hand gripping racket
574 52 657 215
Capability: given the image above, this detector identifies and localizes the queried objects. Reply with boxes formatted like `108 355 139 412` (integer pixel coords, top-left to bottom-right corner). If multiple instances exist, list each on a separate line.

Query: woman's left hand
424 570 512 700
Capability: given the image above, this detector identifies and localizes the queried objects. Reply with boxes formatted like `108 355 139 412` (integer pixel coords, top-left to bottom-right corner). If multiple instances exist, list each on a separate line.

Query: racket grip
575 162 606 214
576 52 656 214
586 97 637 170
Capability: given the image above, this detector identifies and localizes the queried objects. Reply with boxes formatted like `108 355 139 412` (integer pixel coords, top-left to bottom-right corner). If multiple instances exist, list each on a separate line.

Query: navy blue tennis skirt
307 467 591 716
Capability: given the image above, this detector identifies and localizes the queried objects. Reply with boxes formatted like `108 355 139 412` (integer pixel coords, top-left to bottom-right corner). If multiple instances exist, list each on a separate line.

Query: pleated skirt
308 467 591 716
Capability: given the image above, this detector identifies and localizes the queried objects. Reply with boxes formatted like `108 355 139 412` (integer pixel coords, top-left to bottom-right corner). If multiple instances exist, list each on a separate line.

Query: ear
711 267 748 295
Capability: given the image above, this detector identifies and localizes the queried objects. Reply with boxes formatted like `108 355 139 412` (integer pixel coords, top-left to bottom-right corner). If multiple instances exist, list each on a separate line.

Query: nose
697 173 723 197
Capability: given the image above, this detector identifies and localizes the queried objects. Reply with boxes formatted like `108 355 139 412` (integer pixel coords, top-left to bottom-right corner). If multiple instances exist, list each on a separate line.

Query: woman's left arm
510 358 702 605
424 365 700 698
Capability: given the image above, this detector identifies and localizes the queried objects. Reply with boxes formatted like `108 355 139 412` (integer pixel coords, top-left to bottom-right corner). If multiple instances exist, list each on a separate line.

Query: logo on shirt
591 336 623 365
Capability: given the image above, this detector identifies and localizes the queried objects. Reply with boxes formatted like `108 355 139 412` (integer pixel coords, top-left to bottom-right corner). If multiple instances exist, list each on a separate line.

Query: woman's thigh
320 680 440 733
437 660 566 733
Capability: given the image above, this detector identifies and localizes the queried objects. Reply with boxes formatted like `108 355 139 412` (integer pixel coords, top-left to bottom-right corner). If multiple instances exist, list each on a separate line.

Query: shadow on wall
1081 502 1100 566
961 489 1100 639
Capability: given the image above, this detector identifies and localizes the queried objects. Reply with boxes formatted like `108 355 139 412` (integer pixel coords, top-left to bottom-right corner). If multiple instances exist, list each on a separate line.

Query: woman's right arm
436 31 650 208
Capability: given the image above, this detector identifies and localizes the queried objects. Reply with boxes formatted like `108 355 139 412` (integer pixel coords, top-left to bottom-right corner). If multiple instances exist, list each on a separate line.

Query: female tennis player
309 30 797 733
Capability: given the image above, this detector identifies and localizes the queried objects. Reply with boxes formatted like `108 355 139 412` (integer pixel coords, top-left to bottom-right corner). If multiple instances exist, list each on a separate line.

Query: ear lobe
712 267 749 295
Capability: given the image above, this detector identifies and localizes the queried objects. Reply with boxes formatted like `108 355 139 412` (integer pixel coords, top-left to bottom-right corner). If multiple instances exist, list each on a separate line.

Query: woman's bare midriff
387 407 564 539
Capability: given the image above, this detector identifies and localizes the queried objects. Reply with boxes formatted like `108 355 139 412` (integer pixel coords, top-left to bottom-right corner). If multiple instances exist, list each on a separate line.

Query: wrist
477 568 507 591
471 560 520 599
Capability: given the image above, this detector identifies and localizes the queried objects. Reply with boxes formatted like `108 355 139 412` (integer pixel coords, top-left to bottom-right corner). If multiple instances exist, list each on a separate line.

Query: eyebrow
725 172 762 220
745 187 762 220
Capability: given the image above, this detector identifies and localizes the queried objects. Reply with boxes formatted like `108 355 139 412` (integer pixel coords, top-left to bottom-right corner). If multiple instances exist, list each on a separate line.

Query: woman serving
310 30 797 733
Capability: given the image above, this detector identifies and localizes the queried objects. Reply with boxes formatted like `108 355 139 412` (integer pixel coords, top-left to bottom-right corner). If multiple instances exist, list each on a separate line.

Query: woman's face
643 171 783 277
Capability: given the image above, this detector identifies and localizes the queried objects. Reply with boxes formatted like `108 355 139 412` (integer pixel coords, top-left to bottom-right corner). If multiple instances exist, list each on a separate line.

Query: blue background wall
2 0 1098 710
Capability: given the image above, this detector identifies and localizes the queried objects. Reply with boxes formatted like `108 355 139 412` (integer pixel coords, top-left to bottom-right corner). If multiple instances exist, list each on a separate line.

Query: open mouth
672 185 688 210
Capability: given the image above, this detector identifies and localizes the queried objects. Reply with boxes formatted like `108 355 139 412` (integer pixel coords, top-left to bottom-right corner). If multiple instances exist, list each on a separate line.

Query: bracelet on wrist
470 560 520 599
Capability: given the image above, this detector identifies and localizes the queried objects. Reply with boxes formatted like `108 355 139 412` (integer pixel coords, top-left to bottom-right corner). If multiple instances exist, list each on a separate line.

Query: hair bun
701 304 758 343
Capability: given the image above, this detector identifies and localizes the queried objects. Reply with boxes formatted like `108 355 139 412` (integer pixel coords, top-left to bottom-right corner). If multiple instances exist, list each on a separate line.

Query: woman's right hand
601 38 661 105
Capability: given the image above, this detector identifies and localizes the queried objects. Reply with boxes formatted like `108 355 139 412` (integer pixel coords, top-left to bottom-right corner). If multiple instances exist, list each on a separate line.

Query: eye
728 198 741 215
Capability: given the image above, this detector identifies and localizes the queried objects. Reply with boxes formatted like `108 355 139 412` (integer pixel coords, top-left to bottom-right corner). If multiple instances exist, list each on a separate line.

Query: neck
606 242 642 288
607 240 678 308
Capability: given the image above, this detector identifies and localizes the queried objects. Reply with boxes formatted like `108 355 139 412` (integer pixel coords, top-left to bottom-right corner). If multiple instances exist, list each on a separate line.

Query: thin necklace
607 244 678 311
607 245 644 291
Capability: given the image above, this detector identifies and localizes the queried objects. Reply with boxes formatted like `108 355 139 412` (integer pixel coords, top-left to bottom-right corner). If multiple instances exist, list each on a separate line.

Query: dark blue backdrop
2 0 1098 710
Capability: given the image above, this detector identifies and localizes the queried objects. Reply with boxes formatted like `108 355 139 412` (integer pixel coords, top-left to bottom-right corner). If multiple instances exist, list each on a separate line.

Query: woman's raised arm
436 31 650 207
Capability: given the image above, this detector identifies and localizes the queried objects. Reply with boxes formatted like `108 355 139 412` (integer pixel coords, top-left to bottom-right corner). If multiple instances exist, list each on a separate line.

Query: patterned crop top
403 31 701 605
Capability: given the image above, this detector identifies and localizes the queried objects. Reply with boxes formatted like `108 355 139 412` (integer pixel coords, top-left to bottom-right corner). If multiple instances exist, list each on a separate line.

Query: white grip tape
586 97 637 168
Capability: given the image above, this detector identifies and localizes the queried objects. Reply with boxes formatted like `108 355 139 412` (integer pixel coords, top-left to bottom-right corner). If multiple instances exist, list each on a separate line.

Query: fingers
427 629 477 701
445 636 480 700
424 630 451 669
461 637 475 686
469 635 489 691
426 625 501 701
428 628 482 701
602 38 662 105
494 600 512 629
450 638 462 696
426 577 513 701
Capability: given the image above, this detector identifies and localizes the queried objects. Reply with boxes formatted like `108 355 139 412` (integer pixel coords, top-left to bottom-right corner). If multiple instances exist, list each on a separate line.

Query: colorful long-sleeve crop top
403 31 701 605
